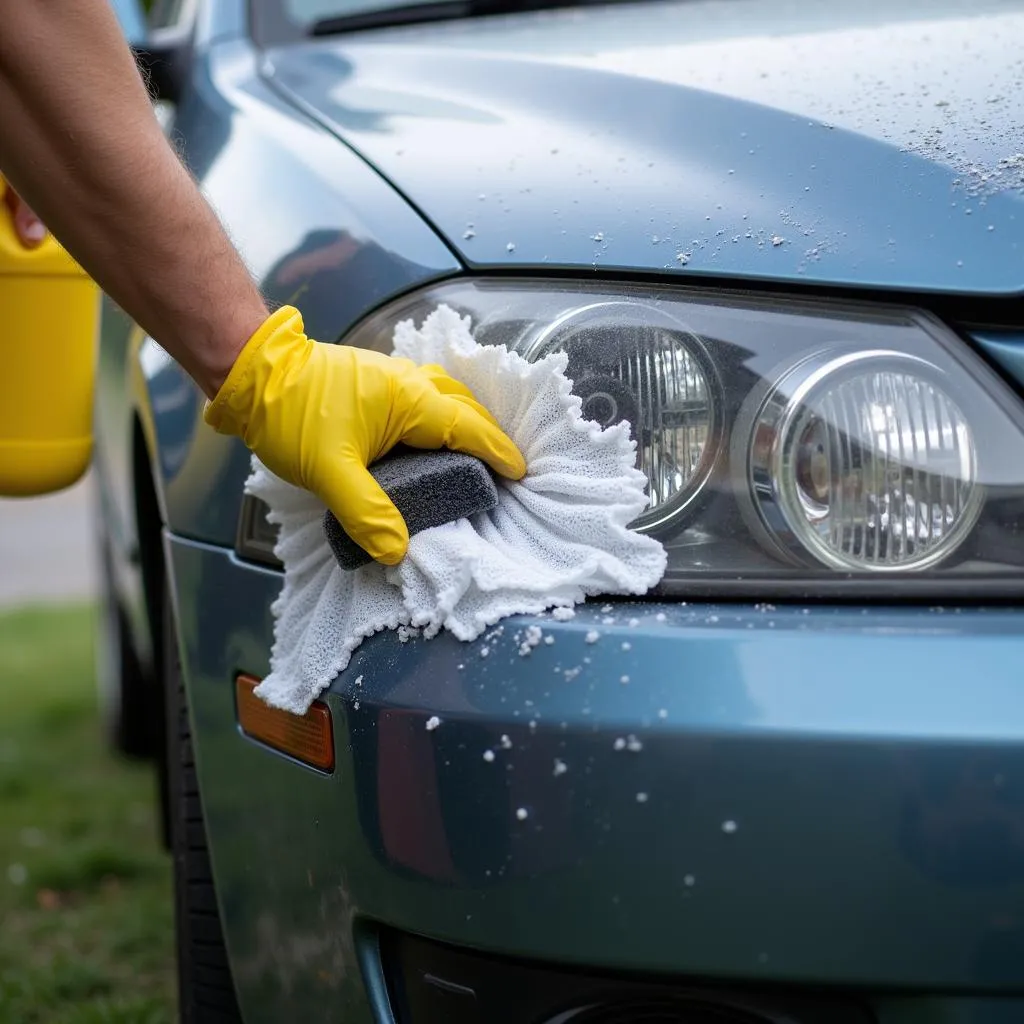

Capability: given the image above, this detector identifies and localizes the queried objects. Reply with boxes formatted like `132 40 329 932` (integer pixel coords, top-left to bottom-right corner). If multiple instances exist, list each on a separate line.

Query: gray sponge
324 446 500 570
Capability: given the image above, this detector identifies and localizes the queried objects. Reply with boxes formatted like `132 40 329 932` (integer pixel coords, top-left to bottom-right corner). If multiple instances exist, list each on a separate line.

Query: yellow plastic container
0 192 100 496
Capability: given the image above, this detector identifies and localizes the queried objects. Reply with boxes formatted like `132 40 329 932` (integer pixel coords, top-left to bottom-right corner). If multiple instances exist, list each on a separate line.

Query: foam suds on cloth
245 305 667 715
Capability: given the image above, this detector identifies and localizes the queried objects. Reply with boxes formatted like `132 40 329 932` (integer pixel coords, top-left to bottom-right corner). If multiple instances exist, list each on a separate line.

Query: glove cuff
204 305 304 437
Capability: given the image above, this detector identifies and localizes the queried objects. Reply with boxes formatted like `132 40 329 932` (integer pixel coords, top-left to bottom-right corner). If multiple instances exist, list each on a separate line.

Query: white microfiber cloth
246 305 667 714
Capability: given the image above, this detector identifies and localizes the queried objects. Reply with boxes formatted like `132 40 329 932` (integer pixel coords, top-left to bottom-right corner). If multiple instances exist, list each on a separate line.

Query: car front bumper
168 533 1024 1024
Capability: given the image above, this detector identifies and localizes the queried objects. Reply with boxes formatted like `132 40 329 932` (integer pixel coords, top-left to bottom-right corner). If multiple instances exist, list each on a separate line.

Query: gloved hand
205 305 526 565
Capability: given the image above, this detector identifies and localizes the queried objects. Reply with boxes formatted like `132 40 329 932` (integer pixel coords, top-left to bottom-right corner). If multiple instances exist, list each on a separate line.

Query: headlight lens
744 349 984 572
333 278 1024 597
522 300 720 531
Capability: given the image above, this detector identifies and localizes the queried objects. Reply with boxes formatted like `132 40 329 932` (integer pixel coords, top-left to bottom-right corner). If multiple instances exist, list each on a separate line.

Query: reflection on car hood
266 0 1024 296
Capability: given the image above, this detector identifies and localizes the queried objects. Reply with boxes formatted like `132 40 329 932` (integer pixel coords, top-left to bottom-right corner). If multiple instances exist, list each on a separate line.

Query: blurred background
0 472 175 1023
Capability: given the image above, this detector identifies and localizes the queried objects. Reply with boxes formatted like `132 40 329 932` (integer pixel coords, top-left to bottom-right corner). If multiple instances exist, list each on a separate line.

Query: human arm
0 0 524 563
0 0 264 397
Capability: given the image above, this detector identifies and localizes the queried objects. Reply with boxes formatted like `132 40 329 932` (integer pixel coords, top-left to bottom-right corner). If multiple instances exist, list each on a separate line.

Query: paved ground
0 472 98 607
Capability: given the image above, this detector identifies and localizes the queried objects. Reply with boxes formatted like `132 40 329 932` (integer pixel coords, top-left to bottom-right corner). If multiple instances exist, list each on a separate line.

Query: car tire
164 583 244 1023
96 529 152 760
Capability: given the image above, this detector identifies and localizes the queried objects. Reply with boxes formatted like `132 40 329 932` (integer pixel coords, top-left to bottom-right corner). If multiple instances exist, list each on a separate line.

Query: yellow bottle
0 184 100 496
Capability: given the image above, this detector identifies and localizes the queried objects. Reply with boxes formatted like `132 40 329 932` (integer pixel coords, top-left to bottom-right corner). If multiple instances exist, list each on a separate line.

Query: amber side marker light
235 674 335 772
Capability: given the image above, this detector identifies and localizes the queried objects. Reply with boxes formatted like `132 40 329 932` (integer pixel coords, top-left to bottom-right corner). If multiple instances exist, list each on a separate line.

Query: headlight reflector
745 350 983 572
522 300 719 531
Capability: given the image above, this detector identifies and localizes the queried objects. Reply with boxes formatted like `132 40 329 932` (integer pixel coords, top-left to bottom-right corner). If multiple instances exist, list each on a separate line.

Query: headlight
329 279 1024 598
740 349 984 572
522 300 721 531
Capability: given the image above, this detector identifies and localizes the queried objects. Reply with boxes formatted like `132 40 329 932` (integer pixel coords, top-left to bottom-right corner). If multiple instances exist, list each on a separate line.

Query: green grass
0 605 175 1024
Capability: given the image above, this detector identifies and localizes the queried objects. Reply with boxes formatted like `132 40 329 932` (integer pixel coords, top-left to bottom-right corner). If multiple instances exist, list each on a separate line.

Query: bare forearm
0 0 267 397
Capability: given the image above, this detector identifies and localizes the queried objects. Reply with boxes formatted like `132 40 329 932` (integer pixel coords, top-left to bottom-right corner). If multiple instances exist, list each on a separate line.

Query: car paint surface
265 0 1024 296
168 534 1024 1024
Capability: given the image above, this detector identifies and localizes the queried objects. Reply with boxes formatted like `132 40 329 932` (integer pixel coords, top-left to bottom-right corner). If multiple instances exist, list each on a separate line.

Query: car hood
265 0 1024 297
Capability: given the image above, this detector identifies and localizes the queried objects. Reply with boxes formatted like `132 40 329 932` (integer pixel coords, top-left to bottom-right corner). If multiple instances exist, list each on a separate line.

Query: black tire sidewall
164 583 243 1023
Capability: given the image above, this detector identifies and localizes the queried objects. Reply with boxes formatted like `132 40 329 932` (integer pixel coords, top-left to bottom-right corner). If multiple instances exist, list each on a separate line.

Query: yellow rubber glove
205 305 526 565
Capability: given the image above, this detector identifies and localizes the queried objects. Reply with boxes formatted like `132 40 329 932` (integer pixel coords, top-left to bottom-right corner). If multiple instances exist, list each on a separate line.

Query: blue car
96 0 1024 1020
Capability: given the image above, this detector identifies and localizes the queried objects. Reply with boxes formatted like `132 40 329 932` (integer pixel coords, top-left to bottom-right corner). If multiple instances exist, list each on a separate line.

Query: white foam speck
657 709 668 719
655 613 667 623
519 624 545 656
552 607 576 621
483 749 495 762
544 635 555 646
621 642 632 651
425 716 441 731
500 734 513 749
683 874 696 887
553 758 568 776
354 675 363 687
516 807 529 821
628 618 640 628
636 792 649 803
626 734 643 752
722 819 738 834
613 737 627 751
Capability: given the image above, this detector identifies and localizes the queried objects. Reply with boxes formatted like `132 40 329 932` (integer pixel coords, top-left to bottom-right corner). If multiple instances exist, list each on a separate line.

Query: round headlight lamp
743 349 983 572
522 301 721 532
